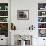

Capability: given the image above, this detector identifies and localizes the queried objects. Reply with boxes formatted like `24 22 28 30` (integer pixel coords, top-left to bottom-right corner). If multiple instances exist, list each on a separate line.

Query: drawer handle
43 39 45 40
1 39 3 40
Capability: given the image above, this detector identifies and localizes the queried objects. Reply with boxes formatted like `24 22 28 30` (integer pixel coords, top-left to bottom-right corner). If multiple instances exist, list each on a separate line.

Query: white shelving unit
38 10 46 11
0 10 8 11
38 22 46 23
0 16 8 17
0 2 9 45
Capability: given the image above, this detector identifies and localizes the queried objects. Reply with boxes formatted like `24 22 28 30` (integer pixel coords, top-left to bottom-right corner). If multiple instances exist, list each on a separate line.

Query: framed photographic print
17 10 29 20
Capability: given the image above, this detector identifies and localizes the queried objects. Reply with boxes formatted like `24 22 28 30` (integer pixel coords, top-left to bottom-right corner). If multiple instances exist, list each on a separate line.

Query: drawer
0 37 8 45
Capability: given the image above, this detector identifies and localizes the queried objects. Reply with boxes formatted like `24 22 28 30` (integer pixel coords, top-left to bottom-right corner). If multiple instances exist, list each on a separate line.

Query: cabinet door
38 38 44 46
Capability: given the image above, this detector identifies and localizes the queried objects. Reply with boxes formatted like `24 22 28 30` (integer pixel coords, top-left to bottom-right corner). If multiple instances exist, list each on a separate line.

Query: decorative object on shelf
42 12 45 15
39 29 46 37
5 6 8 10
0 23 8 37
38 17 43 22
38 17 46 22
42 11 46 16
11 23 16 30
0 17 8 22
29 25 35 30
38 11 46 16
0 11 8 16
38 23 46 28
17 10 29 20
0 23 8 30
0 3 8 10
38 3 46 10
40 8 45 10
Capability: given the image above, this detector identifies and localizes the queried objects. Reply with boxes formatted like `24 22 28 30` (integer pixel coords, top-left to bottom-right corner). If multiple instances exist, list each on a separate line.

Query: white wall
11 0 46 46
11 0 38 30
11 0 46 30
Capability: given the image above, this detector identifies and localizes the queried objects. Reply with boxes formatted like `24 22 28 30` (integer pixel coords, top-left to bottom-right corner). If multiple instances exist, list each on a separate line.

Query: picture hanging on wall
17 10 29 20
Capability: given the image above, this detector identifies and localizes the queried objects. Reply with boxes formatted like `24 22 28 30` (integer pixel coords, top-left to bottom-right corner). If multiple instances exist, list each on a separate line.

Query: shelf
0 22 8 23
38 28 46 29
38 16 46 17
38 22 46 23
38 10 46 11
0 16 8 17
0 10 8 11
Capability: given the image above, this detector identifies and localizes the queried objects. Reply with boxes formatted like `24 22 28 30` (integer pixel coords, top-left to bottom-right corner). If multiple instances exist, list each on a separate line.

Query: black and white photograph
17 10 29 20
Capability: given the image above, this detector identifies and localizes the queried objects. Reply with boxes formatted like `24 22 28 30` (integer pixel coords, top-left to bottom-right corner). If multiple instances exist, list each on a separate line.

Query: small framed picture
17 10 29 20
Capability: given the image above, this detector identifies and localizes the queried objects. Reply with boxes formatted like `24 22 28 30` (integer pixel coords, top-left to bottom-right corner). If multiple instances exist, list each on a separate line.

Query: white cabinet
38 3 46 46
0 35 8 45
38 37 46 46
